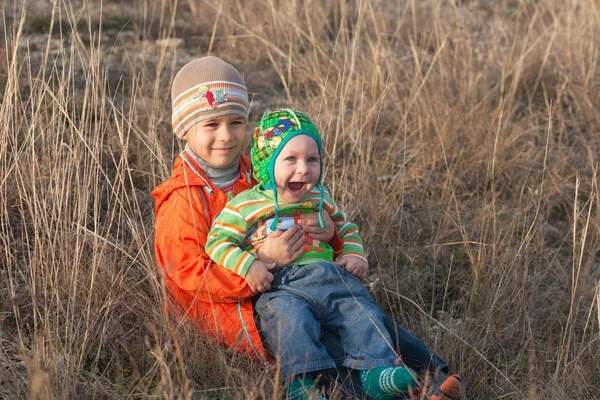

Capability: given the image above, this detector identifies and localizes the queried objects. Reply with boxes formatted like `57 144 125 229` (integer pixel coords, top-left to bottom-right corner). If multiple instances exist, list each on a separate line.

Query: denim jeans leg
319 320 449 398
382 314 449 374
320 332 367 398
254 281 336 379
320 313 448 376
318 265 398 370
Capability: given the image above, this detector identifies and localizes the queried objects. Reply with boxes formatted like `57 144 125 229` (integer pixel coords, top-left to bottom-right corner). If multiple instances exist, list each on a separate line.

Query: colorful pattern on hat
251 109 326 230
171 57 249 138
251 109 322 186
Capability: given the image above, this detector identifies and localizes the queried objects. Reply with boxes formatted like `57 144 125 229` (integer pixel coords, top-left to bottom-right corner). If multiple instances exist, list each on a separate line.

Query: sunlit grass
1 0 599 398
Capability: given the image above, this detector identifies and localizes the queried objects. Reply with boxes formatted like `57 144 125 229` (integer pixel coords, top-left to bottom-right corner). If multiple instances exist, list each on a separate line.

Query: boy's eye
231 120 244 125
286 156 296 162
307 157 318 163
205 122 218 127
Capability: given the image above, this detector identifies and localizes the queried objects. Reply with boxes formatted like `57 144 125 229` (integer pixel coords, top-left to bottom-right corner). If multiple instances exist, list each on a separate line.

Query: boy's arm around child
153 171 255 303
205 200 279 293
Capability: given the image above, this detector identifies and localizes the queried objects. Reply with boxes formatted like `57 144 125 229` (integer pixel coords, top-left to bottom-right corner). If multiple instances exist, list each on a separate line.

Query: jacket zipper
236 302 269 366
181 151 213 194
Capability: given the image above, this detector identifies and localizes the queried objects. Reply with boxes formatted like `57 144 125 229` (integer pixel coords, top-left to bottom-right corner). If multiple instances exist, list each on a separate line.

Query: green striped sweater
206 185 367 277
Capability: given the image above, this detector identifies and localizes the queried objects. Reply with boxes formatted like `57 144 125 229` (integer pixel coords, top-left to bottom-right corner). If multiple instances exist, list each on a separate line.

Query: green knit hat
251 109 325 230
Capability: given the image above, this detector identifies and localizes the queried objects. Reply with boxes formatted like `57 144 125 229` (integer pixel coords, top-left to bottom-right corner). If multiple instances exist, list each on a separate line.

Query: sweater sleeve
322 191 368 263
206 203 256 277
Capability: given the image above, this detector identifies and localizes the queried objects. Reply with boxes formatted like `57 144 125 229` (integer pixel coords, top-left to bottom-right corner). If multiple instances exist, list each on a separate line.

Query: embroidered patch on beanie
171 56 249 138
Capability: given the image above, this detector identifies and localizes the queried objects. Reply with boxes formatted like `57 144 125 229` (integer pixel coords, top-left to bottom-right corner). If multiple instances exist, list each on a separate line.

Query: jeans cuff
343 357 399 371
283 359 338 380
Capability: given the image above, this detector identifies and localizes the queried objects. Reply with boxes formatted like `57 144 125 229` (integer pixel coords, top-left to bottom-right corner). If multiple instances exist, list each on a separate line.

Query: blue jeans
255 262 412 379
322 314 448 374
318 313 448 397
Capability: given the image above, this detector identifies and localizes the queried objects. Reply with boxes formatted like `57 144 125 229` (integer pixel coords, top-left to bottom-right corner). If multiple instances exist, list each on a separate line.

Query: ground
0 0 599 398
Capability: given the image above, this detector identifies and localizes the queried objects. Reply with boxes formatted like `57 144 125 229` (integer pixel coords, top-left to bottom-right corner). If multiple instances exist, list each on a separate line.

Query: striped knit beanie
251 109 325 230
171 56 249 138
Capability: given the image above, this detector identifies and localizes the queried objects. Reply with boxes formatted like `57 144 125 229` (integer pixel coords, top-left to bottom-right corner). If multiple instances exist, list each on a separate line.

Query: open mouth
288 182 305 192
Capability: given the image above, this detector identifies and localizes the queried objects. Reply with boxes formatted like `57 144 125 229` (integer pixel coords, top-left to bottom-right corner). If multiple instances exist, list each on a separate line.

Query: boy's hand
297 210 335 241
245 260 277 293
336 255 369 280
257 225 306 267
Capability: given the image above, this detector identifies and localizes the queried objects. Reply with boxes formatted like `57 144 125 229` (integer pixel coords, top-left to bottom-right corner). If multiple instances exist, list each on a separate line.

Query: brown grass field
1 0 599 398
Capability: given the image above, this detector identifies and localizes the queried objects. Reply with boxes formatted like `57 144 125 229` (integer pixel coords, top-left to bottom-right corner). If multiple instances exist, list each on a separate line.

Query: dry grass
1 0 599 398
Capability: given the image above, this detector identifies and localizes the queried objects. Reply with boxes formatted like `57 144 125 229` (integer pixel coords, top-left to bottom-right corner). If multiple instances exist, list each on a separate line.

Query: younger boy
206 109 464 400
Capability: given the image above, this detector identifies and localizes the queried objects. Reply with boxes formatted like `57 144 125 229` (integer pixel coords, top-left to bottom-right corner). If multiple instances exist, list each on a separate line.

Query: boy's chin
278 188 312 204
209 155 239 168
278 192 304 204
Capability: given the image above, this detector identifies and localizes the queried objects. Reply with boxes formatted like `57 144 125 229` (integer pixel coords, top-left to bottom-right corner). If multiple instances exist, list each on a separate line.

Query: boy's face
273 135 320 203
184 114 247 167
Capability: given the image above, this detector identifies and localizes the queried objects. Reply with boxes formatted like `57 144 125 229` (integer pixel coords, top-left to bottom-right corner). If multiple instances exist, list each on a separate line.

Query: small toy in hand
265 216 298 234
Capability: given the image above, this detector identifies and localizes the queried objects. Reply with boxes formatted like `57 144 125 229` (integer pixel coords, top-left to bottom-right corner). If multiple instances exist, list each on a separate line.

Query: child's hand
297 210 335 241
245 260 277 293
257 226 306 267
336 255 369 280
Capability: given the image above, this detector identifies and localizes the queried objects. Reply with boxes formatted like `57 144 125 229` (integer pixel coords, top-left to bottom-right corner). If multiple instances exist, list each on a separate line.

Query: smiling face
273 135 321 203
183 114 247 167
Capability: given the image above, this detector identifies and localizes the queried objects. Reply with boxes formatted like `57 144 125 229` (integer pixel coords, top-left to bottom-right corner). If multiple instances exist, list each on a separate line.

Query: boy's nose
216 126 234 141
296 161 309 174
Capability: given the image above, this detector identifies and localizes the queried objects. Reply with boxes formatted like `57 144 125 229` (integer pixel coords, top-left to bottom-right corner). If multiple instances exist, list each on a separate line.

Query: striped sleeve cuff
339 253 368 264
221 247 256 277
236 251 256 278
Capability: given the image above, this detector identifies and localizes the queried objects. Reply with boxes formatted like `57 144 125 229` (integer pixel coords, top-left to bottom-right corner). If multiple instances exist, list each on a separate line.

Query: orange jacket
152 152 270 363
